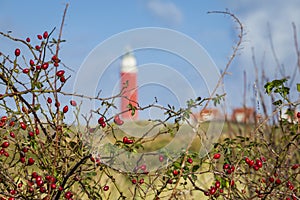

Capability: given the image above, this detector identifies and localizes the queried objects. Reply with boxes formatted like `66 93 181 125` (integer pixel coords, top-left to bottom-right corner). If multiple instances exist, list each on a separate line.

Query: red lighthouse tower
120 51 138 120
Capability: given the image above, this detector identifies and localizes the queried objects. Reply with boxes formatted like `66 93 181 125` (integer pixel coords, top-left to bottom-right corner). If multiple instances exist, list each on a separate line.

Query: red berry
19 157 25 164
297 112 300 118
49 176 56 183
52 55 58 62
223 163 230 170
1 141 9 148
245 157 250 164
209 186 217 195
100 122 106 128
32 172 38 178
1 116 7 122
18 182 23 188
14 48 21 56
60 76 66 82
41 62 48 70
10 132 15 138
230 180 235 187
204 191 210 196
123 136 128 144
28 131 34 137
29 59 35 66
64 191 73 198
213 153 221 159
127 139 134 144
103 185 109 191
139 178 144 184
28 157 35 165
39 186 46 193
56 70 65 77
50 183 56 190
269 177 274 183
43 31 48 39
140 164 147 171
215 180 221 188
55 101 60 107
256 159 263 168
3 151 9 157
47 97 52 104
249 160 254 167
260 156 266 162
159 155 164 162
291 164 299 170
10 190 16 195
35 45 40 50
253 165 259 171
22 147 28 153
187 158 193 164
20 122 27 130
35 128 39 135
70 100 77 106
45 175 51 181
132 179 137 184
54 62 59 67
37 34 43 40
231 165 235 172
98 117 104 124
275 179 281 185
63 105 68 113
173 169 179 176
23 68 30 74
26 37 31 43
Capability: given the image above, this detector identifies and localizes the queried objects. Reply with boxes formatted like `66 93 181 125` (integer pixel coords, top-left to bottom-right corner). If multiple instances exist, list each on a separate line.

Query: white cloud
222 1 300 108
147 0 183 26
227 1 300 77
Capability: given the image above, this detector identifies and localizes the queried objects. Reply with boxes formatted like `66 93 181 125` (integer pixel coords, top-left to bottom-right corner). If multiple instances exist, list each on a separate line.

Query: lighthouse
120 51 138 120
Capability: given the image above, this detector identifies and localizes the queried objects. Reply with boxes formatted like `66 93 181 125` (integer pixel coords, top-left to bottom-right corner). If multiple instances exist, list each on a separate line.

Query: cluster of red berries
98 117 106 128
28 127 40 138
51 55 61 67
0 141 10 157
204 180 223 197
223 163 235 174
56 69 66 82
245 157 264 171
64 191 74 200
0 116 8 127
18 147 35 165
46 98 77 114
131 178 144 185
123 136 134 144
90 155 101 166
17 31 65 84
27 172 63 195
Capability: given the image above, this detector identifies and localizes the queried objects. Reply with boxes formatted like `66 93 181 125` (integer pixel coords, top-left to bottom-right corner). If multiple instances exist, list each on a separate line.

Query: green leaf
192 165 200 172
191 174 197 180
173 162 181 169
272 100 282 106
297 83 300 92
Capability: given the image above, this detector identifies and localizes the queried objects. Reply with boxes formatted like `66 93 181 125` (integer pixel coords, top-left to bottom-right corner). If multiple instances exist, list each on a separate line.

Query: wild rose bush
0 10 299 200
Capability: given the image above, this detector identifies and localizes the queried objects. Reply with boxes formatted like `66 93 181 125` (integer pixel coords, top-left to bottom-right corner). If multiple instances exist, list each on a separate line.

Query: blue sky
1 1 300 120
